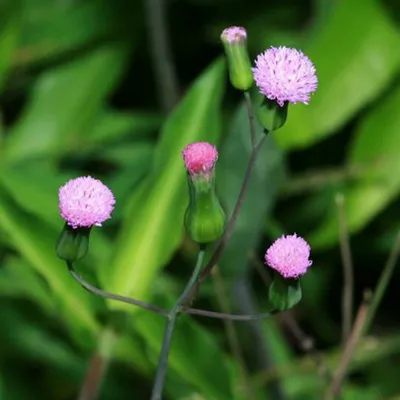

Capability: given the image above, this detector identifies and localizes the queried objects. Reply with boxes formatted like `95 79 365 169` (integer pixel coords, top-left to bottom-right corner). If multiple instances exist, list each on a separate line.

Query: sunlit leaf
0 186 100 344
4 45 130 163
0 2 20 92
276 0 400 149
101 59 225 305
14 0 138 66
87 109 162 145
0 163 73 228
309 83 400 248
0 256 55 314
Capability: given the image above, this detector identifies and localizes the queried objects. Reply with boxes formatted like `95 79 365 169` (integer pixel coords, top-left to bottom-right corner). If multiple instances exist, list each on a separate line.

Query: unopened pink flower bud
182 142 218 178
182 142 225 244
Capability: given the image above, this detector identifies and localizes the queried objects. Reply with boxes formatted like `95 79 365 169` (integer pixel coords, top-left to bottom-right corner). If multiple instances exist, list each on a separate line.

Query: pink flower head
265 234 312 279
59 176 115 229
221 26 247 43
253 46 318 106
182 142 218 177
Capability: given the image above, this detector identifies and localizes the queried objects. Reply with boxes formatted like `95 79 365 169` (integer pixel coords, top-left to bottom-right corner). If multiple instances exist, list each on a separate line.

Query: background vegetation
0 0 400 399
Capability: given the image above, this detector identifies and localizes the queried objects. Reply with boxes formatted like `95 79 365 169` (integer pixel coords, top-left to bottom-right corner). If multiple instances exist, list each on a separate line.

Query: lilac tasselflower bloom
265 234 312 279
59 176 115 229
253 46 318 106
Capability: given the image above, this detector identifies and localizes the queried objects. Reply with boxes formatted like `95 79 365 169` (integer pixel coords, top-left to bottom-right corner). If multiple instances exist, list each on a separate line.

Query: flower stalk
67 260 276 321
151 249 206 400
183 133 266 305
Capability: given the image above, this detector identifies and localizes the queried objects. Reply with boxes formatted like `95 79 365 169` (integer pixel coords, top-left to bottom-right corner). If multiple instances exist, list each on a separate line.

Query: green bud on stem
268 272 302 311
56 223 91 263
221 27 253 92
258 98 288 134
185 174 225 245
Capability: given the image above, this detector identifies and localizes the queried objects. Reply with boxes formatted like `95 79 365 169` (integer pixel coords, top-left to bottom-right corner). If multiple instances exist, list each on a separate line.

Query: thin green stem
151 249 206 400
67 261 276 321
336 193 354 343
184 307 275 320
184 134 267 305
66 261 168 316
244 91 256 147
363 231 400 335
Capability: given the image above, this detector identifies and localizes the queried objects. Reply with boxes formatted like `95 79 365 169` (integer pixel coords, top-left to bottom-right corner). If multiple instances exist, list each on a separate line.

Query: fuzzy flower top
59 176 115 229
265 234 312 279
182 142 218 176
253 46 318 106
221 26 247 43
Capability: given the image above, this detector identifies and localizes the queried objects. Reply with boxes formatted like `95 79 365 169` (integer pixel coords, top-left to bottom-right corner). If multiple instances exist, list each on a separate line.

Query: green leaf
102 144 154 221
101 59 225 305
0 163 73 229
258 334 400 396
259 318 296 396
341 386 380 400
112 325 206 399
87 109 162 145
0 256 55 314
134 300 237 399
309 83 400 248
101 142 153 167
0 307 81 373
14 0 137 66
0 2 20 92
3 45 129 163
276 0 400 150
0 185 99 343
217 100 285 279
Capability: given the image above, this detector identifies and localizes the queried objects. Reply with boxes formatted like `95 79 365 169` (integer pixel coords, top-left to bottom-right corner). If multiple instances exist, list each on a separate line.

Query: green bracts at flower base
268 272 302 311
258 98 288 133
56 223 91 263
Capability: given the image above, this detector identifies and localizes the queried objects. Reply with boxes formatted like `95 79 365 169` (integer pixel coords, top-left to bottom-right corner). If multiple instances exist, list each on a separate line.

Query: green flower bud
56 223 91 263
185 175 226 244
182 142 225 244
221 26 253 91
258 98 288 134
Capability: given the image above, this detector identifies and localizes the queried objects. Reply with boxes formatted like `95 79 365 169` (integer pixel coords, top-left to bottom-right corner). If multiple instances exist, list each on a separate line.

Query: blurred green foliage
0 0 400 399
